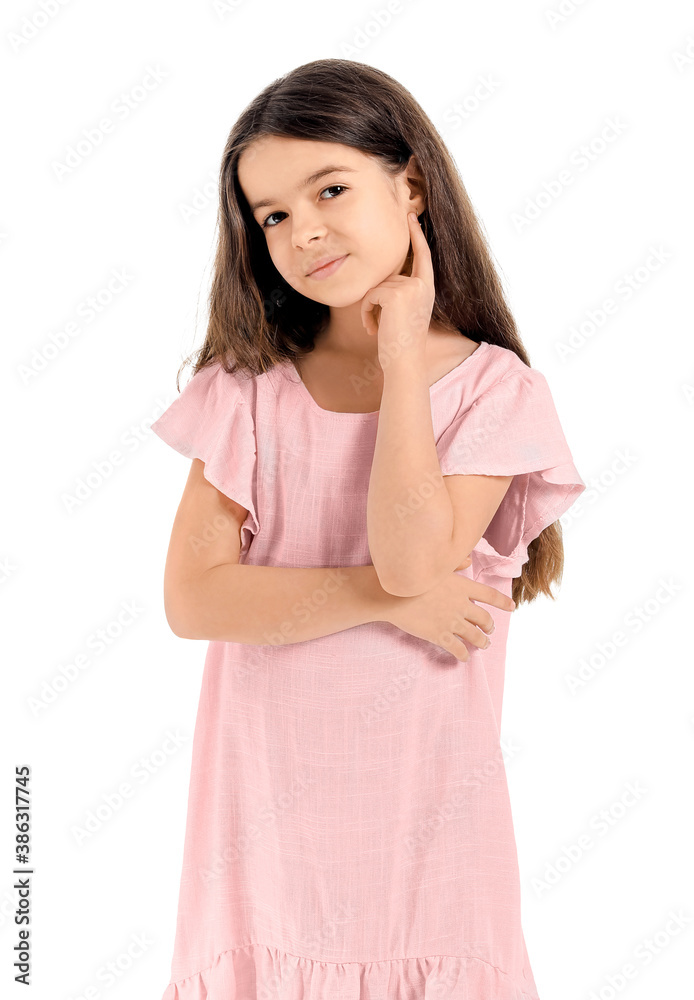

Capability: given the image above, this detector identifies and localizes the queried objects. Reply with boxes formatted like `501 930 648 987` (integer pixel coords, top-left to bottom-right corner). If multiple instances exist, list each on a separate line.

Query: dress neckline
284 340 491 418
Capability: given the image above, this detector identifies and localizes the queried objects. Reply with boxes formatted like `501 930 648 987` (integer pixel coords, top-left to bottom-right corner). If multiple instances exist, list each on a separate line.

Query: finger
360 292 379 337
462 605 496 636
434 613 487 660
361 288 390 336
457 626 493 651
437 633 471 662
448 587 498 634
449 638 471 662
468 583 516 612
447 606 494 648
362 307 377 337
407 212 435 286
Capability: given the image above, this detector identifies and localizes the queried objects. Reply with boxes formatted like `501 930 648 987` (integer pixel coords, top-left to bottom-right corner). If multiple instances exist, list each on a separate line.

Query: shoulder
183 358 249 397
475 342 543 389
436 343 581 479
468 346 559 429
169 358 278 414
152 358 261 457
444 342 549 418
432 342 562 454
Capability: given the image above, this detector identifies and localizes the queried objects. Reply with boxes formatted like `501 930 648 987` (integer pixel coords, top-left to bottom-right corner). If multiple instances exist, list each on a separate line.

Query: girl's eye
260 210 284 230
260 184 348 229
320 184 348 201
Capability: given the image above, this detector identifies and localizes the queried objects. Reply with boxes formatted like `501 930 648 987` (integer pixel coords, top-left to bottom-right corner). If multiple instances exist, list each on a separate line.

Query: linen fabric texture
151 339 586 999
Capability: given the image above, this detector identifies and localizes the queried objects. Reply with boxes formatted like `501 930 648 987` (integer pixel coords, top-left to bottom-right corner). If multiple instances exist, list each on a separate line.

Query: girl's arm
163 459 509 650
162 458 392 643
367 357 511 598
364 217 513 599
176 562 391 644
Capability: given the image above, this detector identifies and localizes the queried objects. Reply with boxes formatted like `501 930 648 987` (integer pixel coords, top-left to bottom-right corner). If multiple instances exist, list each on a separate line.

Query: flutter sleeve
151 362 260 550
436 367 586 578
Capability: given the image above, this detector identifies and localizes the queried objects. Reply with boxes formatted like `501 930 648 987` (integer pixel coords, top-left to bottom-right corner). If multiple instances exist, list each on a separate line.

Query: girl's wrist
358 563 401 625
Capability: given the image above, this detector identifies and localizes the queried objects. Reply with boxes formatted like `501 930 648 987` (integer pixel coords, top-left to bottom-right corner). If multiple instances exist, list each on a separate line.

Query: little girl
152 59 586 1000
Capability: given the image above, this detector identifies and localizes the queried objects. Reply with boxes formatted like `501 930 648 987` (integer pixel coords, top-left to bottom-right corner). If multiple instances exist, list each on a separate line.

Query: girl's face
237 137 426 308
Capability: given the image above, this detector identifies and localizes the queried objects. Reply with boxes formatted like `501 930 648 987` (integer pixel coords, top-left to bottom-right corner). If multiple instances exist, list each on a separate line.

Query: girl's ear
399 153 427 219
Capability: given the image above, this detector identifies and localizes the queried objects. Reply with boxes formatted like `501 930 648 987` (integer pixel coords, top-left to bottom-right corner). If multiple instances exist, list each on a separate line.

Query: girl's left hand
360 212 435 365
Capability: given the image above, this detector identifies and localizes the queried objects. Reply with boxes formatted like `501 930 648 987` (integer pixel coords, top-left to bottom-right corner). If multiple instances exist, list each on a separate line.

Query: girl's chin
306 289 367 309
290 277 370 308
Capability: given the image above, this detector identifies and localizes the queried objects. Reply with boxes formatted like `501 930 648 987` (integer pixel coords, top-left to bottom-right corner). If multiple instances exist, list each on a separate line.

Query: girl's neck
315 316 462 366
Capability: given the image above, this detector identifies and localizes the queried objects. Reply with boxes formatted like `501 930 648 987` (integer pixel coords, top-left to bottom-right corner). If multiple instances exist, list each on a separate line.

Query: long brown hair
176 58 567 606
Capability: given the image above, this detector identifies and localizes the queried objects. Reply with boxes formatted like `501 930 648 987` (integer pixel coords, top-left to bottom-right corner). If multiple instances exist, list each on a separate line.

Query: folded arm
161 459 394 643
366 358 512 597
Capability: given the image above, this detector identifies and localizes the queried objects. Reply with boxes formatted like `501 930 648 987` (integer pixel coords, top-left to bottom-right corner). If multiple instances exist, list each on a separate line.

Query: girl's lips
307 254 348 280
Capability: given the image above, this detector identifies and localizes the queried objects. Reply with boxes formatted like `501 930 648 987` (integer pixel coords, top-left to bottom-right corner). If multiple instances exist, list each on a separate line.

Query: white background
2 0 693 998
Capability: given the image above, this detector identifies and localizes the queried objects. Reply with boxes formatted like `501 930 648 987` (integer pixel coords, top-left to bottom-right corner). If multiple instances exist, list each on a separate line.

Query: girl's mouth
307 254 348 280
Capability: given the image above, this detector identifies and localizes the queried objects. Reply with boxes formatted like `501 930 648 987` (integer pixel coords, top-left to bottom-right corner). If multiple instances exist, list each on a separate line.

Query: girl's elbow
374 562 435 598
164 602 194 639
163 581 199 639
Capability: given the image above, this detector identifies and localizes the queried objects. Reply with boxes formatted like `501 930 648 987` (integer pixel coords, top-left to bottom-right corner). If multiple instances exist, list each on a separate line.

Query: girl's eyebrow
249 165 357 213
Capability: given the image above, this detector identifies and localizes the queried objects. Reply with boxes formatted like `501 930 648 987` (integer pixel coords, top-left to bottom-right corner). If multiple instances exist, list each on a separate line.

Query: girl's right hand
383 555 515 661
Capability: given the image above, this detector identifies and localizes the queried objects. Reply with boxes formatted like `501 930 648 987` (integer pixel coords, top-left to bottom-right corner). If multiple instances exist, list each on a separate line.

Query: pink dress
151 339 586 999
